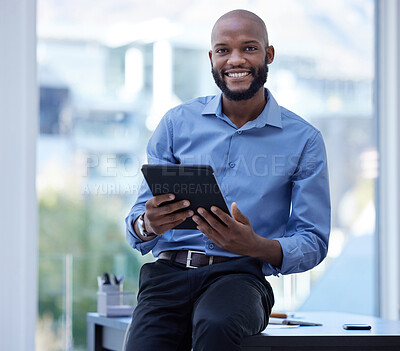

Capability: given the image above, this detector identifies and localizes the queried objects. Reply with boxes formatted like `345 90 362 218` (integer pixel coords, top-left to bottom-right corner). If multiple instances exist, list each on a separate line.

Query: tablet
141 164 231 229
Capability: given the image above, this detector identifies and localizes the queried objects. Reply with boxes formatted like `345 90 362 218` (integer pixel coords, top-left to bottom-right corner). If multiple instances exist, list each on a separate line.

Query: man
124 9 330 351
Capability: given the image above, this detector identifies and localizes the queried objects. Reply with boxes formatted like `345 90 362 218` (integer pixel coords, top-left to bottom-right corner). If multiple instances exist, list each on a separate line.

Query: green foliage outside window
38 186 148 349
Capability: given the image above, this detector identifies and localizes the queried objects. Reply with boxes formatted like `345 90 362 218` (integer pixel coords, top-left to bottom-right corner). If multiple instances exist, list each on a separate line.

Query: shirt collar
201 88 282 129
201 92 224 118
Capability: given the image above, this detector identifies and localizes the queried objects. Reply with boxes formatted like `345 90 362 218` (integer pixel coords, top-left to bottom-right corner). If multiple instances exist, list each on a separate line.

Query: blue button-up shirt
125 89 331 276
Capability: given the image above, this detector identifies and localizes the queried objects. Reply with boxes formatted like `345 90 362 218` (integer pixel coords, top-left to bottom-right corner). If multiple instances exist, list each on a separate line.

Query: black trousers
124 256 274 351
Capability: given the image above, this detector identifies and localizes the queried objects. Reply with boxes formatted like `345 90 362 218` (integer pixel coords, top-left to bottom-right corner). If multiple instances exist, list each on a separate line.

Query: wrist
244 231 262 257
136 213 157 240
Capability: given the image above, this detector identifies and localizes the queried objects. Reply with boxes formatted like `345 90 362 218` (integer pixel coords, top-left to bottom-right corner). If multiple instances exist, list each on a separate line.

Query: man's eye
216 48 228 54
245 47 257 51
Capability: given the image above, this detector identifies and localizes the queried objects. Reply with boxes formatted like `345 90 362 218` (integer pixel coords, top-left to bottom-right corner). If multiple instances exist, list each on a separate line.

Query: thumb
231 202 250 224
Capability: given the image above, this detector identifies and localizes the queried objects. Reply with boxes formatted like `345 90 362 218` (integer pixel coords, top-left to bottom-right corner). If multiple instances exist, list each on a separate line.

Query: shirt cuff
261 236 306 276
125 213 160 255
272 236 305 275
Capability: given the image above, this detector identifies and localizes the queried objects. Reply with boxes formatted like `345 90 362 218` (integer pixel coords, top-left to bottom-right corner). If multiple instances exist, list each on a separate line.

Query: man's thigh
192 273 273 339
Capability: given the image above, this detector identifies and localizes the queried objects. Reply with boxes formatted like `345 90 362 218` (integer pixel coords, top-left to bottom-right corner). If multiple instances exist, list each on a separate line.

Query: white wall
377 0 400 320
0 1 38 350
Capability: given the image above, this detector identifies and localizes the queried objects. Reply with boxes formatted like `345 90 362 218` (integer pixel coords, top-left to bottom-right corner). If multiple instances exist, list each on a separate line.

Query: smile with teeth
226 72 250 78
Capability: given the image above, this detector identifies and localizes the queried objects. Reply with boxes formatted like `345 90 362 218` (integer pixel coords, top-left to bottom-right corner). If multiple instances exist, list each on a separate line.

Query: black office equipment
141 164 231 229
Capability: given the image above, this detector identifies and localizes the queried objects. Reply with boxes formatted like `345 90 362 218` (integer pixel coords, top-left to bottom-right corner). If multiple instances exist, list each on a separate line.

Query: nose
227 49 246 66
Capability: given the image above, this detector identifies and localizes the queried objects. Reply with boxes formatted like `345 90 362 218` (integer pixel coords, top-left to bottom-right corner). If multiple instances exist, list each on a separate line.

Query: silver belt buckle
186 250 207 269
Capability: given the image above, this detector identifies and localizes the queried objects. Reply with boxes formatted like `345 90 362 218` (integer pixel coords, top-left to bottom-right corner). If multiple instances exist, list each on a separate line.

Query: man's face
209 16 274 101
211 56 268 101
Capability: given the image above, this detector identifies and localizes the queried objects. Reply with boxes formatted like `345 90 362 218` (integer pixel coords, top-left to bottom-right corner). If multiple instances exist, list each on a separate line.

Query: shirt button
229 162 235 168
208 243 215 250
237 130 242 134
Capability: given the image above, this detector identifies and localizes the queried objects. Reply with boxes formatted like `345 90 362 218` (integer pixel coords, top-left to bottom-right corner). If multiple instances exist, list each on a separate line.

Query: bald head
211 10 269 47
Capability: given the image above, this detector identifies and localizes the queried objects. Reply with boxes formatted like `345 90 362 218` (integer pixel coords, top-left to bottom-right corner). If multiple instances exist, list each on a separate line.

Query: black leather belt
158 250 235 269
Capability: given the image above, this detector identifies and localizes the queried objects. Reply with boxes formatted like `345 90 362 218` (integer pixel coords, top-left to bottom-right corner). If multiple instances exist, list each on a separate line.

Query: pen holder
97 285 136 317
99 284 123 305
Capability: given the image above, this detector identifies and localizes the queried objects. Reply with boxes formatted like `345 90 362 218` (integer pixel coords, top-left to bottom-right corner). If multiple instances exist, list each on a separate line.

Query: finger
192 211 225 243
150 208 193 230
157 200 191 216
159 215 193 233
230 202 250 225
192 215 217 238
197 208 226 233
210 206 233 226
192 214 205 227
162 209 194 225
151 193 176 207
193 217 225 249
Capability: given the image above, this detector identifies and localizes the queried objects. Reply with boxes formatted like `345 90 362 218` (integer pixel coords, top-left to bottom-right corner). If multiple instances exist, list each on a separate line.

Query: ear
266 45 275 64
208 50 213 63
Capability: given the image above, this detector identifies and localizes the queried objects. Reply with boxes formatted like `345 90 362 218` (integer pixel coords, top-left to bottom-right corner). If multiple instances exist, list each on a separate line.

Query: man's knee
192 313 240 347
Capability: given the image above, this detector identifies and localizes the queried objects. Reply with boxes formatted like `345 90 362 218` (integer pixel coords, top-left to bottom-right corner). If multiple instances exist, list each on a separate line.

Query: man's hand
192 202 258 256
192 202 283 267
144 194 194 236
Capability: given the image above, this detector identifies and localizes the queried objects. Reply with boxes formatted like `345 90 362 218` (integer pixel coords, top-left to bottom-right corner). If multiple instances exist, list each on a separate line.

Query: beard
211 56 269 101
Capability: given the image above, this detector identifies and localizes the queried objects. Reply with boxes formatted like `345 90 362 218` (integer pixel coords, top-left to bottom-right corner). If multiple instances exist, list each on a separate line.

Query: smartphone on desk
343 324 371 330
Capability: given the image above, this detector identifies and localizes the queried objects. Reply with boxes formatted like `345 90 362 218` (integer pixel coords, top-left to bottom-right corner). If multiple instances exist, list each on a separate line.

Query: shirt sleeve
263 131 331 276
125 114 177 255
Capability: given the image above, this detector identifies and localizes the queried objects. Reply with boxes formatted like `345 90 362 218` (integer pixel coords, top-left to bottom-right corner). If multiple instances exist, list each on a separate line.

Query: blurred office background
1 1 400 350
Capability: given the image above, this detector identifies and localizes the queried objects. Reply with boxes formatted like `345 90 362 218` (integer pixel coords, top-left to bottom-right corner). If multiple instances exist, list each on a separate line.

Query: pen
269 317 322 326
270 313 288 319
103 273 111 285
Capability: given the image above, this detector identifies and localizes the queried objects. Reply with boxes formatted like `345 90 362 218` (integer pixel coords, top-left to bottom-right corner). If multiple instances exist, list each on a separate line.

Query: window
37 1 376 349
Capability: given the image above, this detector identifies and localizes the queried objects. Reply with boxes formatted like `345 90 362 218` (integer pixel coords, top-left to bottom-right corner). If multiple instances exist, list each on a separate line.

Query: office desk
87 311 400 350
